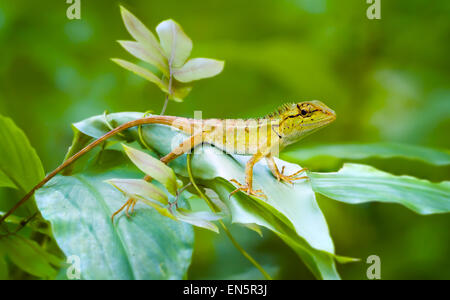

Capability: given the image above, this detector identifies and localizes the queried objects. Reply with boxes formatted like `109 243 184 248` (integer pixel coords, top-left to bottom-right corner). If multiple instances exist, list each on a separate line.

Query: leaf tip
121 143 131 153
119 5 130 17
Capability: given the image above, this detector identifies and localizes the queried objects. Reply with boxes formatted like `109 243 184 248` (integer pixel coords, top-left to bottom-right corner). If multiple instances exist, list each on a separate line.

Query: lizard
0 100 335 224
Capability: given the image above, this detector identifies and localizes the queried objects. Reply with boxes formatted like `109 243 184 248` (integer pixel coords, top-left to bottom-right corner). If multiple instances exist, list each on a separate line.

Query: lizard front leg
160 132 204 164
230 152 267 199
141 132 204 182
265 154 308 184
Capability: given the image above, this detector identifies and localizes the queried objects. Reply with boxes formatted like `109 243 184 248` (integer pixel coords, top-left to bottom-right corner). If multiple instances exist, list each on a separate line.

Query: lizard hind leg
229 179 266 199
116 133 205 222
111 197 137 223
229 152 267 199
266 155 308 185
280 166 308 184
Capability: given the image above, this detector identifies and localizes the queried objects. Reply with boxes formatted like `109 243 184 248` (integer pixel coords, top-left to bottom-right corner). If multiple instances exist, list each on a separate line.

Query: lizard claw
229 179 267 199
276 166 309 185
111 197 137 223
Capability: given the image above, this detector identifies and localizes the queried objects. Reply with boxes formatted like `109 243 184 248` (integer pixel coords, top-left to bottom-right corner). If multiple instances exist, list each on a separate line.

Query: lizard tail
0 115 190 224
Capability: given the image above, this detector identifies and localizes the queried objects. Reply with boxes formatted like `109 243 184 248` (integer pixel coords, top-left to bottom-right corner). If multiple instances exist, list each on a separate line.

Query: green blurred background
0 0 449 279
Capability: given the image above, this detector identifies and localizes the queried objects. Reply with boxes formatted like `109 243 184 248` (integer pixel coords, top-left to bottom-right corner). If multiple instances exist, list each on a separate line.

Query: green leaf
70 112 345 279
111 59 190 102
122 144 178 196
282 143 450 166
334 255 361 264
118 40 169 76
116 10 194 102
156 19 193 68
0 170 16 189
69 113 144 143
309 163 450 215
173 208 222 233
106 178 176 221
242 223 263 237
35 150 194 279
105 178 168 206
0 114 44 213
173 58 224 82
170 80 193 102
0 235 61 278
209 178 340 280
62 127 95 175
119 6 166 67
0 211 52 236
0 256 8 279
111 58 167 92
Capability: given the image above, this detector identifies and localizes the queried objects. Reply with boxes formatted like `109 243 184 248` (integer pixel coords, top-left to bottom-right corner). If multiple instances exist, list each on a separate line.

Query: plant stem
160 53 174 115
160 94 169 115
186 153 272 280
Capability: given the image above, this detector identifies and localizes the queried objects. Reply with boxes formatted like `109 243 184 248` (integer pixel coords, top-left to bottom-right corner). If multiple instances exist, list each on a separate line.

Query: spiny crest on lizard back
265 103 296 119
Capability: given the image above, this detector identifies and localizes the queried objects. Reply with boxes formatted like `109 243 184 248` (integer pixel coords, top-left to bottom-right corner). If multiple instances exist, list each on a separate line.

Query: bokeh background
0 0 449 279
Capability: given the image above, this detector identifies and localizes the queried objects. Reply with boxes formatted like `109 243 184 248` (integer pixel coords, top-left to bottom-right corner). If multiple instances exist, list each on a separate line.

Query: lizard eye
301 109 308 116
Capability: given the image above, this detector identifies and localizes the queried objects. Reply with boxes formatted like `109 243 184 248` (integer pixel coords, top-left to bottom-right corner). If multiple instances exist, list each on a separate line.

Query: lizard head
276 100 336 146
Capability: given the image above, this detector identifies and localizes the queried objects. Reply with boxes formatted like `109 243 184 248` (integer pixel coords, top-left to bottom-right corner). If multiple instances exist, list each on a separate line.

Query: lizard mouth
302 115 336 128
323 110 336 123
322 107 336 119
327 113 336 122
